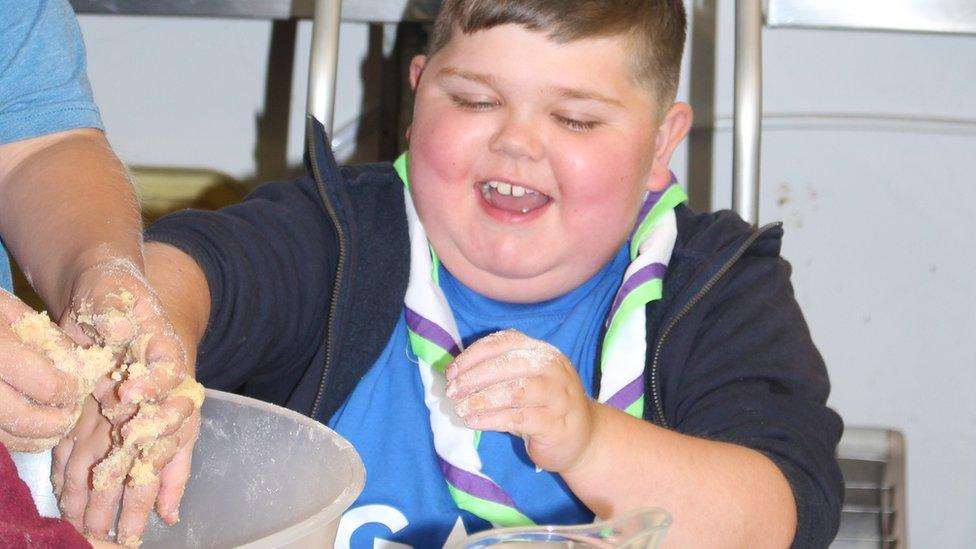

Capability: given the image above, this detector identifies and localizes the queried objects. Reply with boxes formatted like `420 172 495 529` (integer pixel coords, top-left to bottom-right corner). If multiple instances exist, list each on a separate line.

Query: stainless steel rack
735 0 976 224
832 428 906 548
69 0 442 23
70 3 928 543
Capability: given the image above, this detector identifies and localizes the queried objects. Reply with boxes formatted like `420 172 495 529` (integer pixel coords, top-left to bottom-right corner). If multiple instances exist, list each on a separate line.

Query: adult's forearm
0 129 143 316
562 404 797 548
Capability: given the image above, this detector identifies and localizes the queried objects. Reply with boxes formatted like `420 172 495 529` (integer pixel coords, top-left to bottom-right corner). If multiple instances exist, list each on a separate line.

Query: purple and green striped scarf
394 153 685 527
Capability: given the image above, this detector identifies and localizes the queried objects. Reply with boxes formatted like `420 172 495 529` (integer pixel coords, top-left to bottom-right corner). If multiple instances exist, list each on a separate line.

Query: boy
102 0 842 546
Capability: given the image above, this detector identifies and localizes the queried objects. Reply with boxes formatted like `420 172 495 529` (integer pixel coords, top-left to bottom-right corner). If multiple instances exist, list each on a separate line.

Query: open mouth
478 180 551 215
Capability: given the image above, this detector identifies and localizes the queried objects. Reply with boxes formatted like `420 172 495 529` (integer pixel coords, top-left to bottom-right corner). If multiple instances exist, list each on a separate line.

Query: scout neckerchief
394 153 685 527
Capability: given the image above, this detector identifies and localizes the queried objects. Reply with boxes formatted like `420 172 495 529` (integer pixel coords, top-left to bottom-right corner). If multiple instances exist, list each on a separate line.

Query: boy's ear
409 55 429 91
406 55 428 142
646 102 693 192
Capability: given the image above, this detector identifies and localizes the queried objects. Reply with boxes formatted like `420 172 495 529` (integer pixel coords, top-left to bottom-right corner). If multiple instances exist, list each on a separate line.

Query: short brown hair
427 0 687 104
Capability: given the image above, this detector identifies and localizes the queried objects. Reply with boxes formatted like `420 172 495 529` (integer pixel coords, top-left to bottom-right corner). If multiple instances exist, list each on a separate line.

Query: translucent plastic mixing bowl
12 389 364 548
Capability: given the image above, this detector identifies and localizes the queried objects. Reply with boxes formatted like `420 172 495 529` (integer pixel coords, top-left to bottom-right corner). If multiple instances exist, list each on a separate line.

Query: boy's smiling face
408 24 691 303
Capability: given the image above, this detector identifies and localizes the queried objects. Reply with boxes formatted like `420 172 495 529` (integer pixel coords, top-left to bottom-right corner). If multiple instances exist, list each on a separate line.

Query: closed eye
552 114 599 132
450 95 498 112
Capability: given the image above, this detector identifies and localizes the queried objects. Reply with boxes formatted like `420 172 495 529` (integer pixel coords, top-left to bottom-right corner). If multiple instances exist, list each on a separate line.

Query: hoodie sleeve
145 176 337 396
661 233 844 549
0 444 90 549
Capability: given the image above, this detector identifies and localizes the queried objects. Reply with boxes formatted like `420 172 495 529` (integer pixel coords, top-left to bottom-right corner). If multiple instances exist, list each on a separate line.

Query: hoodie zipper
650 222 781 428
308 122 347 419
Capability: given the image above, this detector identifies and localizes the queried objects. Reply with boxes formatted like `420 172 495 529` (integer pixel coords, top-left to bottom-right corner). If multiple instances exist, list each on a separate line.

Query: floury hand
445 329 600 474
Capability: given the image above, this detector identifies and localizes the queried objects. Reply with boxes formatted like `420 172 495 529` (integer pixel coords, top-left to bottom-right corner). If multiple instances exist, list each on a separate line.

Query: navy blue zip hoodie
146 120 843 548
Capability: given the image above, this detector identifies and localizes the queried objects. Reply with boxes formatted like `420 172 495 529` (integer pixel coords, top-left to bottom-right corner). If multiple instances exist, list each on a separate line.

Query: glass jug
449 508 671 549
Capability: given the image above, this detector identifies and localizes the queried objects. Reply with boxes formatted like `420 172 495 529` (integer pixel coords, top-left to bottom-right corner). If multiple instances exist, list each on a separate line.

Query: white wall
77 15 374 179
77 5 975 547
700 4 976 548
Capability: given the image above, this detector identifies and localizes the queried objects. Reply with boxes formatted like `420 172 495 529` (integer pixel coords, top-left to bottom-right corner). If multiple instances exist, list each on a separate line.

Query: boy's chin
456 264 588 304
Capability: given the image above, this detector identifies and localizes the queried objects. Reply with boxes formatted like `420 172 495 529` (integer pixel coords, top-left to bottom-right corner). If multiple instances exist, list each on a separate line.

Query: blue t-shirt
329 246 629 548
0 0 104 291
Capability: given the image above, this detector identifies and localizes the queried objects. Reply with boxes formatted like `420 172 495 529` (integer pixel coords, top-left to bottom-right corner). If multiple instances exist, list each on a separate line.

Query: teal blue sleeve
0 0 103 145
0 1 102 290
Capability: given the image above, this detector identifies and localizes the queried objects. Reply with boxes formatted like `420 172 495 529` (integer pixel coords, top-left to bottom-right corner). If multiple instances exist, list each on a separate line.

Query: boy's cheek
409 119 481 186
411 94 500 150
551 140 647 191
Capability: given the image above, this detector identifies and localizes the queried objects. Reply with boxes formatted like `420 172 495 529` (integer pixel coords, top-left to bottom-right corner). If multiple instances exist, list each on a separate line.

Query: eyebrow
549 86 625 108
437 67 497 87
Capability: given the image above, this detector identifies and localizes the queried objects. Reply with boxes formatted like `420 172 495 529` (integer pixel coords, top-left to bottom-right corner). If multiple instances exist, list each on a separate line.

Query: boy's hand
54 258 200 542
51 395 112 533
0 290 83 452
53 393 200 543
445 329 598 473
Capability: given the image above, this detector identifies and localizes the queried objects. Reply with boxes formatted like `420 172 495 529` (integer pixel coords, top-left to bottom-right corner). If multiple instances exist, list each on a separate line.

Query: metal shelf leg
307 0 343 136
733 0 763 225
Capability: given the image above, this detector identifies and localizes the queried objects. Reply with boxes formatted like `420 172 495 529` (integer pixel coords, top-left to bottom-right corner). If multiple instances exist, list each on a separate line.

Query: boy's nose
488 115 544 162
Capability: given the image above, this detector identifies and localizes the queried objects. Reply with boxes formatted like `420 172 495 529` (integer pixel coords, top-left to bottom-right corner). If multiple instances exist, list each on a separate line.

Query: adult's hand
59 258 188 406
0 289 83 452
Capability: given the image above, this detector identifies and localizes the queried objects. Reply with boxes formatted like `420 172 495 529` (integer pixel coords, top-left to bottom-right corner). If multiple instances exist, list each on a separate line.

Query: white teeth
483 180 534 197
